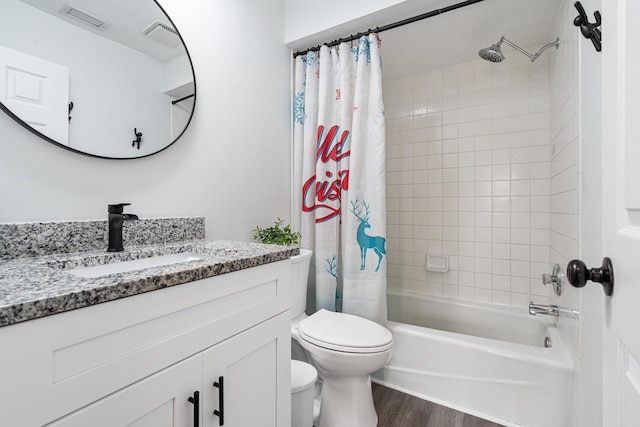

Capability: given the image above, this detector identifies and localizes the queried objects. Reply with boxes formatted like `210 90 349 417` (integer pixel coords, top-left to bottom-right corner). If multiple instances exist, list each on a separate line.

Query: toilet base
316 373 378 427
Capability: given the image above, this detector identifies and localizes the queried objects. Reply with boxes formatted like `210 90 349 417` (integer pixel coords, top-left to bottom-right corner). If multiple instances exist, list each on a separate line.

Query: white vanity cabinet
47 354 202 427
202 314 288 427
0 259 292 427
48 313 289 427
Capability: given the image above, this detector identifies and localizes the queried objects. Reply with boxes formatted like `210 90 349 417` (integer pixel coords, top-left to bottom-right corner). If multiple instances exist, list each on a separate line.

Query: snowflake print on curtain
292 34 387 324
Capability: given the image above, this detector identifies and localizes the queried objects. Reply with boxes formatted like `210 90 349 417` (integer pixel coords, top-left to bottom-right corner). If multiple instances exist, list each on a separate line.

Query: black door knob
566 257 614 296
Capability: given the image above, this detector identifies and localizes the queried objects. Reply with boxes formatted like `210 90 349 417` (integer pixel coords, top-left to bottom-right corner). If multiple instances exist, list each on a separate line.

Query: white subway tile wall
550 0 580 319
383 47 553 308
549 2 581 419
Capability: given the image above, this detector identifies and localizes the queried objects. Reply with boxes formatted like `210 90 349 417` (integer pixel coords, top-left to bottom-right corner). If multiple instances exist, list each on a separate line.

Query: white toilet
290 249 394 427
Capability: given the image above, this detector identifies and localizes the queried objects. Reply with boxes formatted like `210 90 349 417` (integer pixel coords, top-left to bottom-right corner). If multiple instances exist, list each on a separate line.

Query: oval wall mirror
0 0 196 159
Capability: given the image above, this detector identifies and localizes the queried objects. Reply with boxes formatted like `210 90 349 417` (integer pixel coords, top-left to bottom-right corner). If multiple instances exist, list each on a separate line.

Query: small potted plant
254 219 311 313
253 218 301 246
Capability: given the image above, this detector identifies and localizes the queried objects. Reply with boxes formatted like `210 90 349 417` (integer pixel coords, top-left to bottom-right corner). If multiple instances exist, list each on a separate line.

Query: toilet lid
297 309 393 353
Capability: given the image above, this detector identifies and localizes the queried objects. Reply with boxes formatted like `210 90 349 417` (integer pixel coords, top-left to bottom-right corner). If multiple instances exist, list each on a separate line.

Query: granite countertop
0 240 299 327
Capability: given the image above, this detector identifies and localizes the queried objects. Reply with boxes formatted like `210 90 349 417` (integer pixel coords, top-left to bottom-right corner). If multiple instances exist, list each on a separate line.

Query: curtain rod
171 94 194 105
293 0 486 58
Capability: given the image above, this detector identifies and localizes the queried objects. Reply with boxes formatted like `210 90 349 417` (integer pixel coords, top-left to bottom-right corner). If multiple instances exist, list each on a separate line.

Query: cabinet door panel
203 313 290 427
47 355 201 427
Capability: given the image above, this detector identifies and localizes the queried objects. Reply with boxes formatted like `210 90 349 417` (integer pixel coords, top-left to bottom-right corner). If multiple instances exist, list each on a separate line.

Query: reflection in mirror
0 0 196 159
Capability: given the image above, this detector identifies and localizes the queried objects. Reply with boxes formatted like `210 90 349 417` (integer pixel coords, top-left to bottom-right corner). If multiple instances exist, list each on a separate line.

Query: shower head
479 35 560 63
478 40 505 63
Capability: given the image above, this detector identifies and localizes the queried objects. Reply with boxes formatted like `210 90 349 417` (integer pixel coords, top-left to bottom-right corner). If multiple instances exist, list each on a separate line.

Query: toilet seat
297 309 393 353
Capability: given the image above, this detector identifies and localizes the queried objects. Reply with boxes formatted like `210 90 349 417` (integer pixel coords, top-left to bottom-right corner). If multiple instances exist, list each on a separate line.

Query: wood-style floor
372 383 506 427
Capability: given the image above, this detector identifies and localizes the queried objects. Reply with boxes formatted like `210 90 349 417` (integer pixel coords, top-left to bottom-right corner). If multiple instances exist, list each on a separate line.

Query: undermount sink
65 253 204 278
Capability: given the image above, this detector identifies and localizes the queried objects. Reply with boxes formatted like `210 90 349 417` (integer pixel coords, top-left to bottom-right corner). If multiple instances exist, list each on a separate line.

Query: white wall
383 50 551 307
284 0 446 50
0 0 292 242
163 53 193 94
575 0 603 424
285 0 401 44
549 1 604 425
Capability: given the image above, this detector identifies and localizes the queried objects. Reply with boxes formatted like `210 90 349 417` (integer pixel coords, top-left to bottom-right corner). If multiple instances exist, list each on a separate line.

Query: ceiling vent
141 21 181 48
59 4 110 31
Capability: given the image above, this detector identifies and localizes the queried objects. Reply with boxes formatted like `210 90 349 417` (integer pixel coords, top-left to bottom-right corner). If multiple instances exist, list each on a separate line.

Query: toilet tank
290 249 312 319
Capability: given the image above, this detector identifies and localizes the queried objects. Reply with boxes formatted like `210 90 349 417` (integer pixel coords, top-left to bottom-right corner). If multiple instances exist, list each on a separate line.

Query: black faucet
108 203 139 252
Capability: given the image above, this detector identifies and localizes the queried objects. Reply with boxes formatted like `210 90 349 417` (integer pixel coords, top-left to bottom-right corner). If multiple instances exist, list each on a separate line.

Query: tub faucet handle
542 263 563 296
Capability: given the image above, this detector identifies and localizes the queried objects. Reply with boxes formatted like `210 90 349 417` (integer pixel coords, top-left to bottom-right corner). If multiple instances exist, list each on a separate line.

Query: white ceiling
18 0 183 61
20 0 563 75
292 0 563 80
379 0 562 79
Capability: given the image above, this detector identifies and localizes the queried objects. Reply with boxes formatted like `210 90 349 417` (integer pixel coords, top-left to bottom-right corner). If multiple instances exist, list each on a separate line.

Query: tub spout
529 302 559 317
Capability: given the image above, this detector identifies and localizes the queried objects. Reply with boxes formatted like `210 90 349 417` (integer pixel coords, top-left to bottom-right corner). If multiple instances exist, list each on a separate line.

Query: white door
47 355 202 427
601 0 640 425
0 44 69 145
203 313 291 427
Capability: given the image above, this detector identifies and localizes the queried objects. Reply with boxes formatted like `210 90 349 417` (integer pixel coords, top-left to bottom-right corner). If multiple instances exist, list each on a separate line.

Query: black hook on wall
68 102 73 122
132 128 142 150
574 1 601 52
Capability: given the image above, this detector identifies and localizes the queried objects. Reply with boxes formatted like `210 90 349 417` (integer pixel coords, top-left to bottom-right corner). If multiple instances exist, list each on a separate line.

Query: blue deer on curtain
349 198 386 272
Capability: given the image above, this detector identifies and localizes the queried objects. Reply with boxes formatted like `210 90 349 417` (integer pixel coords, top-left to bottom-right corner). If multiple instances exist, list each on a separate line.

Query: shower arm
500 36 560 62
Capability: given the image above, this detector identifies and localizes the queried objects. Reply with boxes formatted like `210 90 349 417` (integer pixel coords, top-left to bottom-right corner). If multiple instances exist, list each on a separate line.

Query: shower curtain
293 34 387 324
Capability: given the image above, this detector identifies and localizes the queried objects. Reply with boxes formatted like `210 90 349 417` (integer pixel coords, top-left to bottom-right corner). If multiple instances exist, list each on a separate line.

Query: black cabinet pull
188 391 200 427
213 376 224 426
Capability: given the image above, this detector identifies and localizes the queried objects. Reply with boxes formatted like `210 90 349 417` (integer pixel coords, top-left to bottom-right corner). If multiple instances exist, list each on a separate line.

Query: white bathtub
372 291 573 427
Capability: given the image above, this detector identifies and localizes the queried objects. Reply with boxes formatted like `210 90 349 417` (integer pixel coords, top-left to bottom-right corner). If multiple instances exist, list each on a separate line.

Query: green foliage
253 218 301 246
